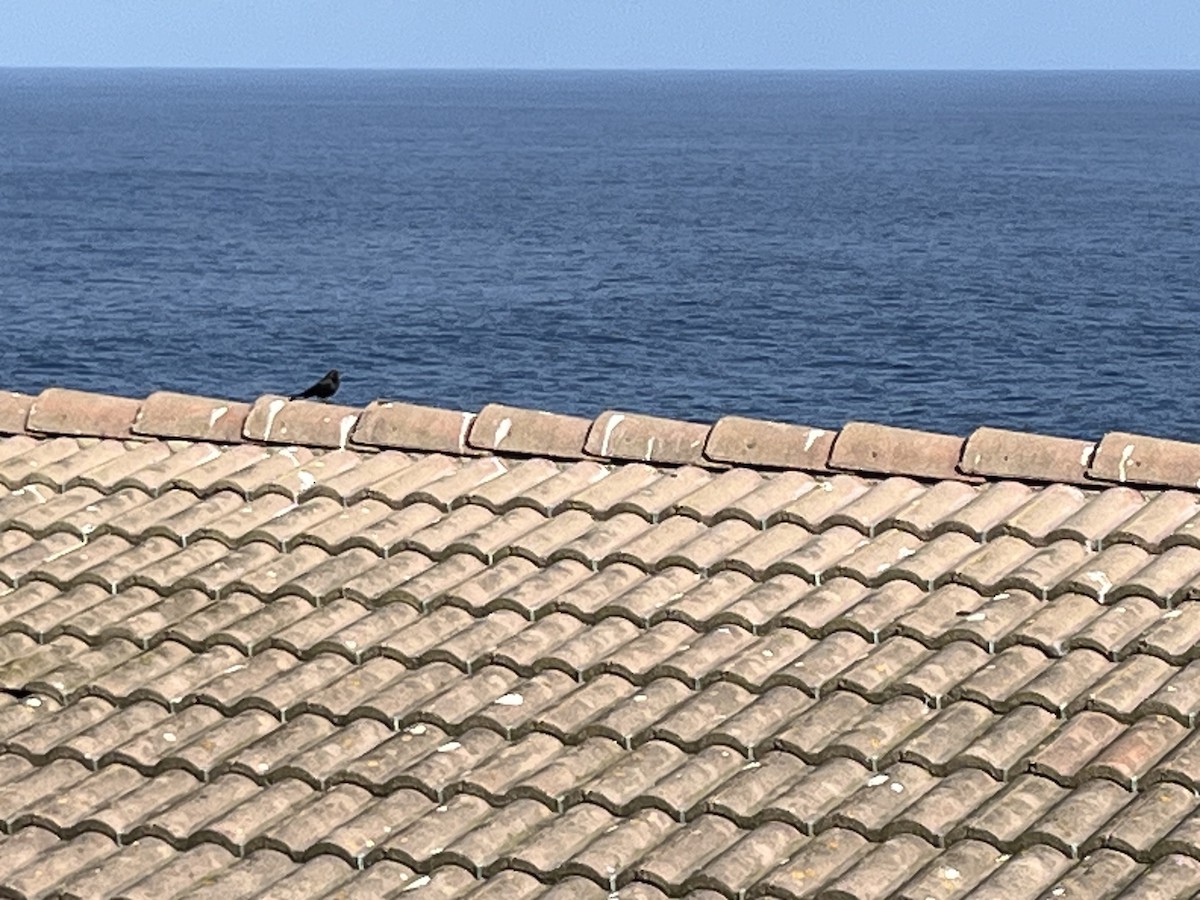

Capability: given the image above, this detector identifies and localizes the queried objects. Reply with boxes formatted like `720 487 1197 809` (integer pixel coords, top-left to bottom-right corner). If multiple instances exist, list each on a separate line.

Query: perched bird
290 369 340 401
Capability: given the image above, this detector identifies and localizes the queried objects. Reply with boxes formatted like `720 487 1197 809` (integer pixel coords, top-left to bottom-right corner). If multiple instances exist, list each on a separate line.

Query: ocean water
0 69 1197 439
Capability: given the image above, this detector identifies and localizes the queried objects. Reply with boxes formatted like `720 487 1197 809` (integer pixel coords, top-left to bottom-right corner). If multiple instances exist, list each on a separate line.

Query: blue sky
1 1 1196 69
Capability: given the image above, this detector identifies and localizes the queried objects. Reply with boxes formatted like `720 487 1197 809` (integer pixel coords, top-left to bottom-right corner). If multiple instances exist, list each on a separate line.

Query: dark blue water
1 69 1198 439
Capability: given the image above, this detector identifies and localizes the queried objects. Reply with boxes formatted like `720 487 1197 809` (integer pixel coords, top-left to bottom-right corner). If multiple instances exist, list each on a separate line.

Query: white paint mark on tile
209 405 228 428
407 724 426 735
890 781 904 793
494 692 524 706
943 867 960 880
645 436 656 460
494 417 512 447
436 740 461 753
263 398 286 439
401 876 430 892
24 485 46 504
867 773 889 786
458 412 472 451
1117 443 1135 482
297 471 317 492
1080 443 1095 466
24 697 41 707
162 732 176 743
804 428 827 452
599 413 625 456
1083 570 1112 602
964 612 987 622
338 414 357 450
223 663 246 675
43 540 86 563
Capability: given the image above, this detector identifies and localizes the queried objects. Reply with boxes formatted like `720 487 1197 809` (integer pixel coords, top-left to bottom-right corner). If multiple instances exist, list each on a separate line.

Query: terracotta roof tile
585 410 711 466
132 391 251 444
243 397 362 449
1091 431 1200 489
0 391 35 435
705 415 835 470
468 402 593 459
26 388 142 439
962 426 1097 485
830 421 972 482
352 399 479 454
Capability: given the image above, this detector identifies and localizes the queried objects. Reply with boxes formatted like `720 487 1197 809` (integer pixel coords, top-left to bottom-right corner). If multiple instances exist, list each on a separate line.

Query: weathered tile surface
5 392 1200 897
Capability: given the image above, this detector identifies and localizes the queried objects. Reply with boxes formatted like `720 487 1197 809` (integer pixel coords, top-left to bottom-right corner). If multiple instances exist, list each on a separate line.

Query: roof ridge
1 386 1196 492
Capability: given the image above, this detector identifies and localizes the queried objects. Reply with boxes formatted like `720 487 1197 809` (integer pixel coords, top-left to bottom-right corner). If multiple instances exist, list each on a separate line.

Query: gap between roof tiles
5 387 1200 494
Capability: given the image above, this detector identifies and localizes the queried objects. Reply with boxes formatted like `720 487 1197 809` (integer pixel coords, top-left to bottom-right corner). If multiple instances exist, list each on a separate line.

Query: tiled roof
5 388 1200 897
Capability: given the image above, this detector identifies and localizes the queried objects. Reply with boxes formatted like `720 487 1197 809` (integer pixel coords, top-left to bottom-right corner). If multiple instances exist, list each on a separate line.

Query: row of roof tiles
5 709 1200 898
8 575 1200 672
7 508 1200 615
7 826 1194 900
13 438 1200 553
6 386 1200 490
8 599 1200 731
7 704 1200 892
5 647 1200 791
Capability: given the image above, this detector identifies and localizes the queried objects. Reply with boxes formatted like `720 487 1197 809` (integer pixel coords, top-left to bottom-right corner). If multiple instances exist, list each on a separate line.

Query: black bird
290 369 340 401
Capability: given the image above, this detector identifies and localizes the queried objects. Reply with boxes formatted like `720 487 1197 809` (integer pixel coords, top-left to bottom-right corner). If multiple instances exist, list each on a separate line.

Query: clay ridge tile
26 388 142 439
14 384 1200 494
351 399 482 455
962 427 1096 486
706 415 836 471
133 391 251 444
1090 432 1200 489
243 396 362 449
585 410 712 466
0 391 34 435
830 422 975 482
469 403 592 460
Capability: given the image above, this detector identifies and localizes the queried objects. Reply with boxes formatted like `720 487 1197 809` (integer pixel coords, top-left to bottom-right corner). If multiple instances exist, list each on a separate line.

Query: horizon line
3 65 1199 73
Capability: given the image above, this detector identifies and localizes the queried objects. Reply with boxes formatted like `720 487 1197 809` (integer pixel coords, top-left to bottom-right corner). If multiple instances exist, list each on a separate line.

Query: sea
0 69 1197 439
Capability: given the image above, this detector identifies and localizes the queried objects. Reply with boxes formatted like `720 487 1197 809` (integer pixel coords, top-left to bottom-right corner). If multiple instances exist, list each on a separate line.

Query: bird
290 369 340 401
